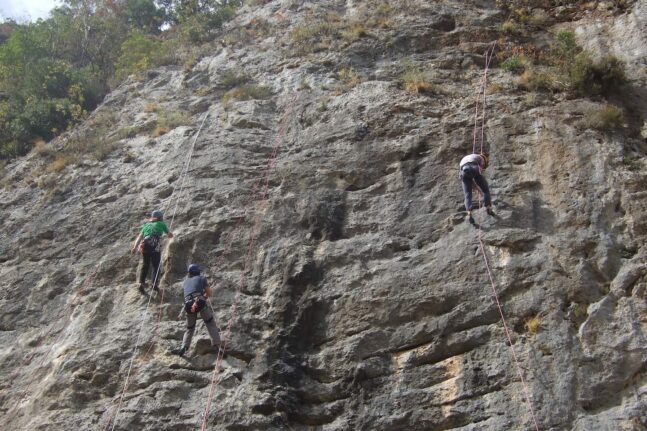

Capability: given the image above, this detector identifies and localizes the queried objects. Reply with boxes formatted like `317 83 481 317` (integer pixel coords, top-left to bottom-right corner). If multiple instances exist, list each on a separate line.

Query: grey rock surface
1 1 646 430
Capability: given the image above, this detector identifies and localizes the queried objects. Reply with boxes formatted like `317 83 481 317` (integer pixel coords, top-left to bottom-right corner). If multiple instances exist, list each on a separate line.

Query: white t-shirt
459 154 483 169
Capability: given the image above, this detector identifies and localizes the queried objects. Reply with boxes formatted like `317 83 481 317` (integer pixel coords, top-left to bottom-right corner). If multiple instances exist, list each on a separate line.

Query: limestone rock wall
0 1 646 430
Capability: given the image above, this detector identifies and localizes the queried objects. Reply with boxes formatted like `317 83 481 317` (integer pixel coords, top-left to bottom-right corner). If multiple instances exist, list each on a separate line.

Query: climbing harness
185 293 207 314
471 43 541 431
105 108 210 431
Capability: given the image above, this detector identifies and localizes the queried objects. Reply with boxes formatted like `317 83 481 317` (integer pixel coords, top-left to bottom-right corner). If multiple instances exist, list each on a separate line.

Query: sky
0 0 61 22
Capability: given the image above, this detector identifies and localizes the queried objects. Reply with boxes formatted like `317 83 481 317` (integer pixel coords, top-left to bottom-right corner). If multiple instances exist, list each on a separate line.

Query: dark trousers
182 303 221 349
460 166 491 211
139 249 161 286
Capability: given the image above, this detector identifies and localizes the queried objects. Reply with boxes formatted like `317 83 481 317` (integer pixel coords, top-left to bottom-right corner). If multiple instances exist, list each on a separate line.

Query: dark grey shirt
183 275 208 299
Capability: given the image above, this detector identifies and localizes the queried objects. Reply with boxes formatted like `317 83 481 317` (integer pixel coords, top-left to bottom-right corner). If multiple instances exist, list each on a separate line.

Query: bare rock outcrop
0 1 646 430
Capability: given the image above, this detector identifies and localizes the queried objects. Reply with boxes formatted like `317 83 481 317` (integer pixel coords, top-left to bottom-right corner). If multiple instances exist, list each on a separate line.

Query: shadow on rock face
298 190 346 241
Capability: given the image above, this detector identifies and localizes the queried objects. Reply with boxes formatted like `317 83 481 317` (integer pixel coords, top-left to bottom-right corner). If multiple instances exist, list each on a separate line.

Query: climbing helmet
188 264 201 275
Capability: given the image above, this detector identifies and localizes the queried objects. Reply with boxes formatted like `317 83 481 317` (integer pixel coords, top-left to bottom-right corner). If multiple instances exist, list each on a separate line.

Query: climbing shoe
171 346 187 357
468 215 475 225
138 283 147 294
486 208 495 217
152 284 160 292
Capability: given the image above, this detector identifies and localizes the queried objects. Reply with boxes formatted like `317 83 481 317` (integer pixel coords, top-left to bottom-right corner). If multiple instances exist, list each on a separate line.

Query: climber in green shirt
131 210 174 294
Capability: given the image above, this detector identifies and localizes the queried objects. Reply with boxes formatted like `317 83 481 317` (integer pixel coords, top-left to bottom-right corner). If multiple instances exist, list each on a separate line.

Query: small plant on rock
336 67 363 93
623 156 641 172
524 315 543 335
518 68 557 92
153 109 192 137
223 84 273 104
579 104 625 131
33 140 56 158
501 55 527 73
499 20 519 34
47 155 75 172
401 62 433 94
144 102 159 113
220 69 250 89
567 54 627 97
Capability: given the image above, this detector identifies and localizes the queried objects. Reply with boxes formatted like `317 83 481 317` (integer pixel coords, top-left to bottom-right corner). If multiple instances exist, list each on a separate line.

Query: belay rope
105 108 210 431
5 215 140 419
199 93 299 430
472 42 541 431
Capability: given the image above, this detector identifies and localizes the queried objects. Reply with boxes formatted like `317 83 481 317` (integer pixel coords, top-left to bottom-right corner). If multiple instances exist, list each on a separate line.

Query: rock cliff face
1 1 646 430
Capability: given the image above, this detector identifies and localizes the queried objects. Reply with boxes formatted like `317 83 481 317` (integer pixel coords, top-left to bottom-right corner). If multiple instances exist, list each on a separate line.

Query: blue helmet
151 210 164 220
187 264 201 275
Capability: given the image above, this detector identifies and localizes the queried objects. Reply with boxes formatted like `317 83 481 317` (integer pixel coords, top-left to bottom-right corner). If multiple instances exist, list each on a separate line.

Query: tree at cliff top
0 0 241 160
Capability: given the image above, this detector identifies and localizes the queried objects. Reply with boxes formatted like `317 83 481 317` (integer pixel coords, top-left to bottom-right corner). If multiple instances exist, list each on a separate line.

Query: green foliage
550 30 580 70
501 55 527 73
0 23 102 158
579 104 625 131
220 69 250 89
567 54 627 96
123 0 167 34
176 0 242 42
546 30 627 96
572 302 588 319
499 20 518 34
223 84 273 104
513 30 628 98
113 31 168 82
153 108 192 136
623 156 641 172
0 0 244 161
400 62 433 94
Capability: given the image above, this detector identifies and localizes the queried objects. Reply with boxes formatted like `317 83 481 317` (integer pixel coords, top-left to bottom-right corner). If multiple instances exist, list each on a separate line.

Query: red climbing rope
472 43 541 431
144 110 212 357
476 236 541 431
199 94 298 431
5 214 140 418
472 43 496 155
105 109 210 431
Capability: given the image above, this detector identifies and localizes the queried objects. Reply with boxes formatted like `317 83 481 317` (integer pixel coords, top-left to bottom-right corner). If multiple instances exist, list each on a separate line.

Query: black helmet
187 264 201 275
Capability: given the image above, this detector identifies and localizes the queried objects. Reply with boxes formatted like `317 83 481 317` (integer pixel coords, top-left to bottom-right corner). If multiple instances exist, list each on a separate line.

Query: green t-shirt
141 220 169 238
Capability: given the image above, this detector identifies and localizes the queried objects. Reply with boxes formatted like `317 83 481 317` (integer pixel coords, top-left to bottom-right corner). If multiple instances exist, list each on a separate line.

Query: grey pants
182 303 221 349
460 166 491 211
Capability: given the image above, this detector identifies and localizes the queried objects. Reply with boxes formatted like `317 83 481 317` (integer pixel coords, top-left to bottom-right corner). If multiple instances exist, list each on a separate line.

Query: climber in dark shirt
171 264 220 357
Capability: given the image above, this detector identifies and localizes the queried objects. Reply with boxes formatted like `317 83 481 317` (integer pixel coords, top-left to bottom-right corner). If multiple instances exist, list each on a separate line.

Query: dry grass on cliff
578 104 625 131
335 67 363 93
524 315 543 335
400 63 434 95
223 84 273 104
152 109 192 137
289 3 394 55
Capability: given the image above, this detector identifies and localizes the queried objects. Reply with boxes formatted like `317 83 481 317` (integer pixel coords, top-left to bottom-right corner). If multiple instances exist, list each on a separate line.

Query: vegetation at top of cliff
500 30 627 98
0 0 242 160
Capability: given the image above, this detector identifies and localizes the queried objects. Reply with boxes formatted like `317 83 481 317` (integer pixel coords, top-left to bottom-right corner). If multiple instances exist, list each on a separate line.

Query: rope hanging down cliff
105 108 211 431
199 93 299 431
5 213 141 419
471 43 541 431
